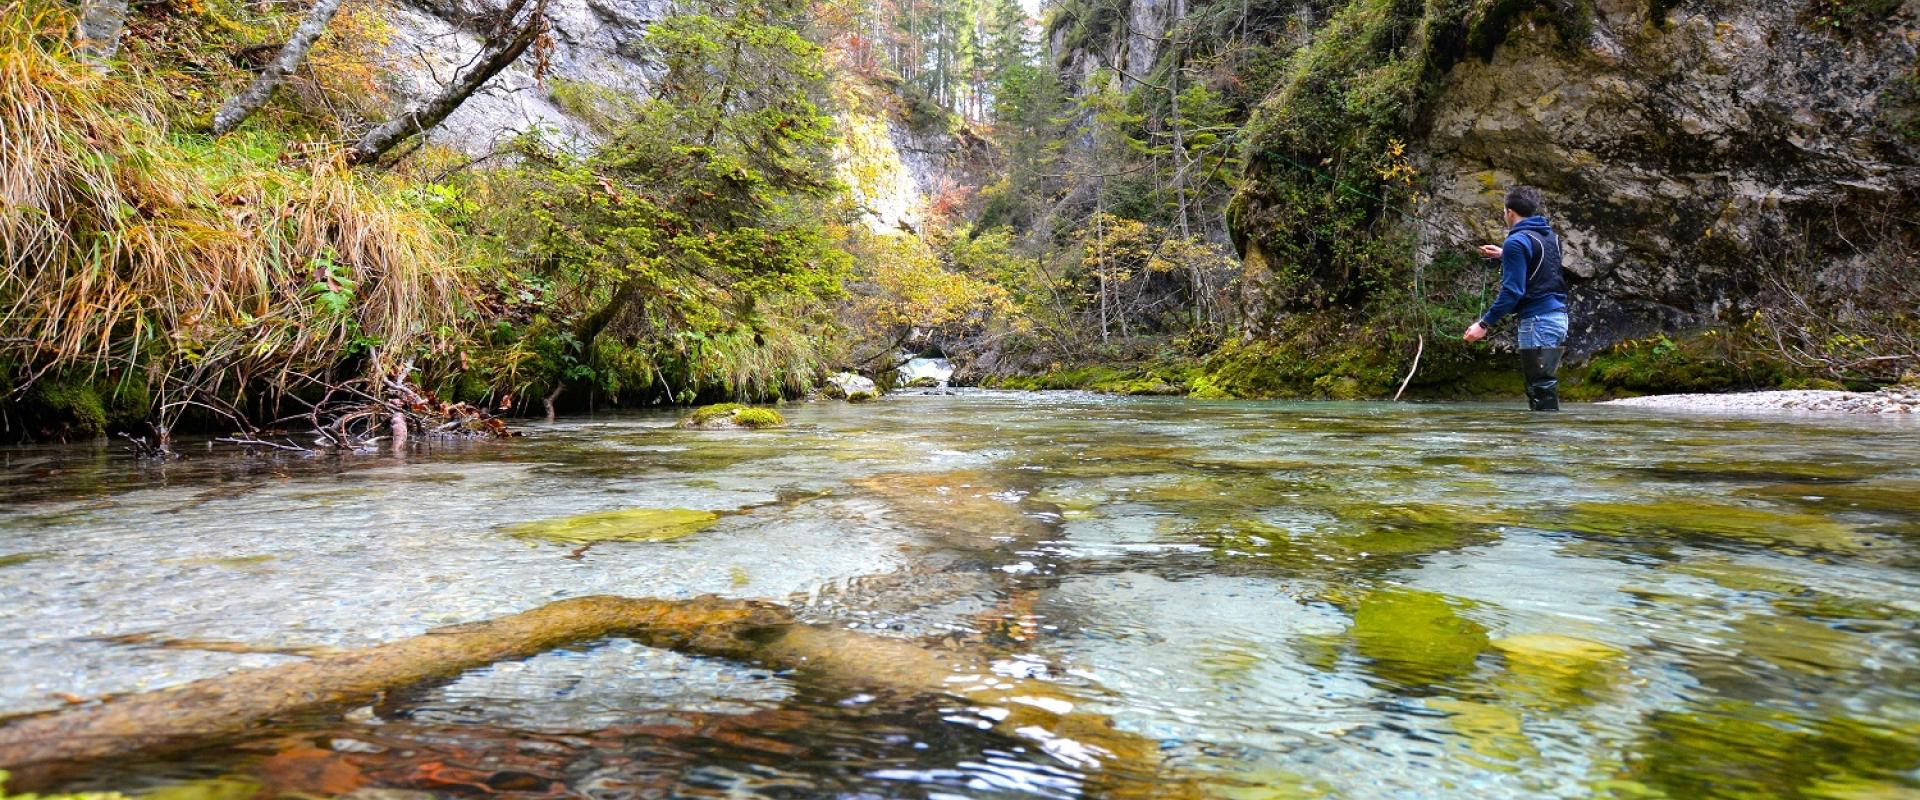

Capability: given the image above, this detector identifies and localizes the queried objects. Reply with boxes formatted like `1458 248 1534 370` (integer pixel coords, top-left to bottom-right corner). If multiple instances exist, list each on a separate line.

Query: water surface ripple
4 392 1919 799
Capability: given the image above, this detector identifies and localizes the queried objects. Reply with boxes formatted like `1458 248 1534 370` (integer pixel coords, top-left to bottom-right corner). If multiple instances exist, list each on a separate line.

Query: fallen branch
0 595 1204 797
0 596 782 783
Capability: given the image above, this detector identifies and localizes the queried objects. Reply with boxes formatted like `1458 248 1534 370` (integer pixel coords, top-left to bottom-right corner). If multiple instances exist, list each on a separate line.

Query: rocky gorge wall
1228 0 1919 357
1414 0 1919 355
379 0 665 154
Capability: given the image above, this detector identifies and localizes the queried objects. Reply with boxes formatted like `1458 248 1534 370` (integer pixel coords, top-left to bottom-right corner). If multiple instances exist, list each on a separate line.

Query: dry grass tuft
0 1 465 418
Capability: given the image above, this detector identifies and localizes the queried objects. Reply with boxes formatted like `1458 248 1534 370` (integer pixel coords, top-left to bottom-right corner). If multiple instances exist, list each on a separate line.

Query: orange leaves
255 747 368 797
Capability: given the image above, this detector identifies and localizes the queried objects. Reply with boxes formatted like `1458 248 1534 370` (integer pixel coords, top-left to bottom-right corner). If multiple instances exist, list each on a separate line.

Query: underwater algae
1349 588 1490 686
504 508 721 544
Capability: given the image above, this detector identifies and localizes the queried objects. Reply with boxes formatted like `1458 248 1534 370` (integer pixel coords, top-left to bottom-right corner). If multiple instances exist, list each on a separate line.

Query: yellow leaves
849 231 1011 333
1077 213 1236 280
1375 137 1417 185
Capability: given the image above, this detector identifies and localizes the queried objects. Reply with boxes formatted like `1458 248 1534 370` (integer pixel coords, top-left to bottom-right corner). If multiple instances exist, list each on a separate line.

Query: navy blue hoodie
1478 215 1567 327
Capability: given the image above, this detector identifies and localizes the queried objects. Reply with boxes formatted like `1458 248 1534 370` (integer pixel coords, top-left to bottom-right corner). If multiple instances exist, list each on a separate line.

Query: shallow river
4 392 1919 799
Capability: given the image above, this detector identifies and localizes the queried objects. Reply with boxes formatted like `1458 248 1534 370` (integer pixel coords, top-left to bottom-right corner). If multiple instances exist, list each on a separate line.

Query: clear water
4 392 1919 799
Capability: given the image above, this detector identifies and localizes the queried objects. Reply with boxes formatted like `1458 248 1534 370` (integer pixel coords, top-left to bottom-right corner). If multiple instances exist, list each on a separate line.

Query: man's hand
1477 244 1503 259
1463 321 1488 343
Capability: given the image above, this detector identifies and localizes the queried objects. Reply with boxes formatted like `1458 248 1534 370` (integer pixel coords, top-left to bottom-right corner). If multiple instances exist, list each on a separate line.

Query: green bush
1580 332 1788 395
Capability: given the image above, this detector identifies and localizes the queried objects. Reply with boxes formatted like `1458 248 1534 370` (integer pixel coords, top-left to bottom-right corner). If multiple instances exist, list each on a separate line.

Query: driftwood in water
0 596 783 783
0 595 1203 797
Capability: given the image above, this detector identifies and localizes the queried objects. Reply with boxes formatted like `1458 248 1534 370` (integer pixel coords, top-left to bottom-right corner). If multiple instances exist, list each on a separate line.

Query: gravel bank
1603 385 1920 415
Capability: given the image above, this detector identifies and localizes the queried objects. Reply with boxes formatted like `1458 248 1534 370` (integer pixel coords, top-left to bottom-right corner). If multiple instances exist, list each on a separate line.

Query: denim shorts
1517 310 1569 349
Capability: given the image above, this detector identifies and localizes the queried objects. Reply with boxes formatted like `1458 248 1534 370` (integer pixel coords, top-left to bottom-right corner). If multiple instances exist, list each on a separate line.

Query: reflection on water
5 393 1920 799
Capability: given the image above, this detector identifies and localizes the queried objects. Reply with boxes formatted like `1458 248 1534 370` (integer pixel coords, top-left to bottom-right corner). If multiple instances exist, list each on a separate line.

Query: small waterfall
896 355 954 388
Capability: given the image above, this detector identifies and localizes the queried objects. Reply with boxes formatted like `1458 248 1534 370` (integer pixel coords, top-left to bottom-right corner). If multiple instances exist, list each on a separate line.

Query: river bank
1604 384 1920 416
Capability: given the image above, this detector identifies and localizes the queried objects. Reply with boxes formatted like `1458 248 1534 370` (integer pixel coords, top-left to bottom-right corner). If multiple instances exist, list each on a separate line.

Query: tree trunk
210 0 349 136
72 0 130 61
345 0 548 165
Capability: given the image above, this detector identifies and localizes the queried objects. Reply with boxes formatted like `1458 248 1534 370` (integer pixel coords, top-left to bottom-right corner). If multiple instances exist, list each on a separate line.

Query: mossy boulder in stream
1424 698 1537 769
1492 634 1625 707
682 403 785 429
505 508 720 544
1729 615 1870 677
1349 588 1489 686
1558 499 1875 553
1610 700 1920 800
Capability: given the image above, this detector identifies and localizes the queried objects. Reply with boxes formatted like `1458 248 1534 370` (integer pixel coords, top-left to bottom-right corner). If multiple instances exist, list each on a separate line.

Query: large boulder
822 372 878 400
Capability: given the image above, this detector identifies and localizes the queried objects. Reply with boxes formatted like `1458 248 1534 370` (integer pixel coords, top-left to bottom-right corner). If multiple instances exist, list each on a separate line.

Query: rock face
380 0 667 154
835 83 992 233
1051 0 1189 94
375 0 986 221
1218 0 1918 355
1412 0 1919 353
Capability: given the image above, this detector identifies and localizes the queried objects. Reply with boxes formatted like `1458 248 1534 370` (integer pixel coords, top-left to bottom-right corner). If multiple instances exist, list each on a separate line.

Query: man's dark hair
1505 186 1543 217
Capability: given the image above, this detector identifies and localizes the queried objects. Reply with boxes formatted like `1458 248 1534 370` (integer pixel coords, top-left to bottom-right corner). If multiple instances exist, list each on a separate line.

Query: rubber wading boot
1521 348 1564 411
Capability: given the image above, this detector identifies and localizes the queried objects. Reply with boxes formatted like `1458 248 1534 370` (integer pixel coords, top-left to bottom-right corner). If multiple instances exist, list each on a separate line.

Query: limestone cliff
380 0 664 153
1049 0 1190 93
1230 0 1919 355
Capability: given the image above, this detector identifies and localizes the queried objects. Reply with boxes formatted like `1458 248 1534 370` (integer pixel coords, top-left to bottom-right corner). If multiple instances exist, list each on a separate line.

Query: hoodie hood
1509 215 1552 235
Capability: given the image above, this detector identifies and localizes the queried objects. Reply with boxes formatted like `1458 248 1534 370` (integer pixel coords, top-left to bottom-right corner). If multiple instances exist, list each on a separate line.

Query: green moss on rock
732 408 785 428
21 373 151 438
684 403 785 428
32 381 106 436
1559 499 1875 553
1349 587 1490 686
1196 319 1402 399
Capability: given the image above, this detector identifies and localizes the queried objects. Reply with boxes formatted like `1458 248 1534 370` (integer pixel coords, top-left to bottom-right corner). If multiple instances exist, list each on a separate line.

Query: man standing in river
1462 186 1569 411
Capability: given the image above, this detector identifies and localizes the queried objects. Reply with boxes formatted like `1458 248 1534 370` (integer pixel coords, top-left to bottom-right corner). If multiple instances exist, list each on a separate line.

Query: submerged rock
504 508 720 544
853 471 1056 551
1558 499 1875 553
1730 615 1871 677
1492 634 1625 707
1424 698 1537 769
1349 588 1490 686
681 404 785 429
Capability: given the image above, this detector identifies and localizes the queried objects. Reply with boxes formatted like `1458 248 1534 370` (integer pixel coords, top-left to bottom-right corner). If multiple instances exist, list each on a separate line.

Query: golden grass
0 1 464 399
